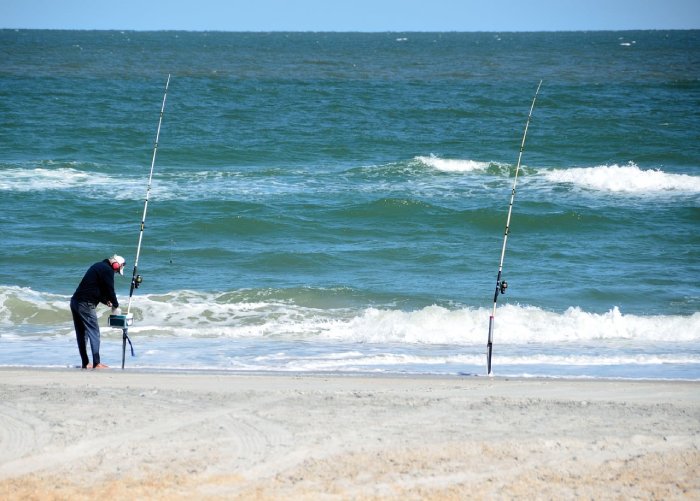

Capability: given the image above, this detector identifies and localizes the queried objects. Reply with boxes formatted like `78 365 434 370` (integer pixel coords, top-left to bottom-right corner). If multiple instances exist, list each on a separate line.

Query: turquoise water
1 30 699 377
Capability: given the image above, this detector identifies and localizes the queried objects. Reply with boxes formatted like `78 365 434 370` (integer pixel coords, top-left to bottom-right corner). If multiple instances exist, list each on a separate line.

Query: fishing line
486 80 542 376
108 74 171 369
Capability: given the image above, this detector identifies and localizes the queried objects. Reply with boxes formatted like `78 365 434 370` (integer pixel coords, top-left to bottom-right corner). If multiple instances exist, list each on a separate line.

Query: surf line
108 74 171 370
486 80 542 377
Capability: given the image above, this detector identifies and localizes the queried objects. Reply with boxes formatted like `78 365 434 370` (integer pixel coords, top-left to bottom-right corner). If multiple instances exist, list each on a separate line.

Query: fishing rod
127 73 170 314
486 80 542 376
108 74 171 369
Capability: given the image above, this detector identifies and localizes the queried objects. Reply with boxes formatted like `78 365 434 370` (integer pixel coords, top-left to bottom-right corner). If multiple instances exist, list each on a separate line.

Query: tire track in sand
0 403 52 468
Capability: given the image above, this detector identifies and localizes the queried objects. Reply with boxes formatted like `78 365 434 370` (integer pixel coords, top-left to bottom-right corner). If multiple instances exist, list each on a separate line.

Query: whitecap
541 163 700 194
3 286 699 346
415 155 490 173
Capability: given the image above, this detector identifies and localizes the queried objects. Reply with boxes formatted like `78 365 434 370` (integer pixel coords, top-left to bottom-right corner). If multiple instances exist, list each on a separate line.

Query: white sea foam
231 351 699 373
320 303 700 344
415 155 491 173
0 166 145 199
108 296 700 346
5 161 697 202
2 286 698 345
542 163 700 194
0 165 328 201
0 286 70 329
0 167 109 192
2 286 698 377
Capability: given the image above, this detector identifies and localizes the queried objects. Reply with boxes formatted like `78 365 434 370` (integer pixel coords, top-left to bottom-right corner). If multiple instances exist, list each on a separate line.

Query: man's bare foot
83 363 93 369
93 363 109 369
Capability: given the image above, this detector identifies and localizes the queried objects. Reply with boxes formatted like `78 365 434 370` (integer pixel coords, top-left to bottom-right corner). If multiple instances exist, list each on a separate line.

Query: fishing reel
498 280 508 294
132 274 143 289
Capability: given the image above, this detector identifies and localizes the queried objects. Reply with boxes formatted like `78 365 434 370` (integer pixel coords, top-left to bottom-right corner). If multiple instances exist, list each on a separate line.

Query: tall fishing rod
108 74 170 369
486 80 542 376
126 73 170 315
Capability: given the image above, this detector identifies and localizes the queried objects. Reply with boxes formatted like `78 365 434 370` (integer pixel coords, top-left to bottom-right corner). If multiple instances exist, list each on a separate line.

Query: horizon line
2 27 699 33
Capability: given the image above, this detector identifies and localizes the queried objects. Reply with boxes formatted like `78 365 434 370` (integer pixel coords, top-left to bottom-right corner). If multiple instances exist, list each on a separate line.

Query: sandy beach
0 369 697 500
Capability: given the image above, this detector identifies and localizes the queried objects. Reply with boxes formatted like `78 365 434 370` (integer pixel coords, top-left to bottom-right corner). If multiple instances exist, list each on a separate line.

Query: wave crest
415 155 491 173
542 163 700 193
2 286 698 344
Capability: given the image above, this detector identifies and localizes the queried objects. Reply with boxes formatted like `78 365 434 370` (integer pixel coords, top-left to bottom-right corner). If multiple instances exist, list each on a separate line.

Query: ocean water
1 30 699 378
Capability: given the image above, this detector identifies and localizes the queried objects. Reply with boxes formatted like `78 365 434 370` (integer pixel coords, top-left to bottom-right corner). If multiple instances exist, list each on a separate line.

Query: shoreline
1 368 698 499
2 364 700 381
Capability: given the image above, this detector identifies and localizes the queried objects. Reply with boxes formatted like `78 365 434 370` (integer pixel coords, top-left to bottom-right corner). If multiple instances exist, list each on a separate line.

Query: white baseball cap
110 254 126 275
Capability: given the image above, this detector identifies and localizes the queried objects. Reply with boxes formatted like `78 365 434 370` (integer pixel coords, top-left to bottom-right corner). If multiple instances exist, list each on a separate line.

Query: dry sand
0 368 698 500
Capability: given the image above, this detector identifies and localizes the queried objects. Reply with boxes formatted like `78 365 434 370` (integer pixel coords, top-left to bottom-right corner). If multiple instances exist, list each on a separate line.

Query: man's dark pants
70 298 101 368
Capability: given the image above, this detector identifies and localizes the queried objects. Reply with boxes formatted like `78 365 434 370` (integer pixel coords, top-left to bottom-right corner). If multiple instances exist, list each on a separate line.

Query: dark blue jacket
72 259 119 308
